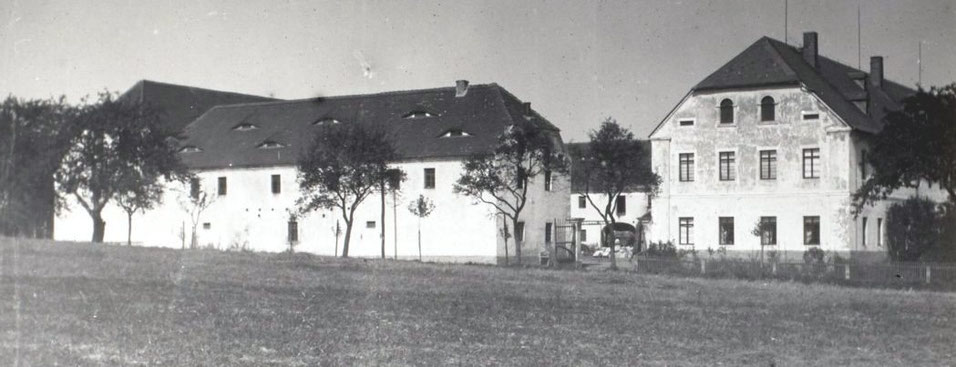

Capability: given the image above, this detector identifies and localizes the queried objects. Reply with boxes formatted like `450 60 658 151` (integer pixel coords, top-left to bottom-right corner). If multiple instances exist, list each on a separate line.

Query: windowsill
716 123 736 128
718 179 736 182
679 243 694 246
803 177 820 180
804 244 821 246
719 243 734 246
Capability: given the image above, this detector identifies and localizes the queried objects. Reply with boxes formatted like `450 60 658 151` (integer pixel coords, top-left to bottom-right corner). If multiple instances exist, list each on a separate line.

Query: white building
647 32 938 262
55 81 570 264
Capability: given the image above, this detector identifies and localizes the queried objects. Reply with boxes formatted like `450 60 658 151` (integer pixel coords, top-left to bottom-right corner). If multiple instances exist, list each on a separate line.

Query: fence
623 256 956 290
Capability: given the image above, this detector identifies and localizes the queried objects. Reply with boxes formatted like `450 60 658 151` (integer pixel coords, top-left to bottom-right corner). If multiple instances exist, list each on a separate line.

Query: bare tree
407 195 435 261
115 172 165 246
179 179 215 249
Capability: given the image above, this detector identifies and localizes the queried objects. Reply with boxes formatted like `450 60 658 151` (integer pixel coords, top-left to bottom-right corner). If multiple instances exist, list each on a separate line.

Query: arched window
257 140 286 149
312 117 342 126
760 96 775 122
719 99 734 124
402 110 439 119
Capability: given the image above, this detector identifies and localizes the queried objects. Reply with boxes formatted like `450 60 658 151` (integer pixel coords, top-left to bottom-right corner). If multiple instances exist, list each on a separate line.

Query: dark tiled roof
687 36 915 134
178 83 561 169
566 141 652 193
120 80 278 134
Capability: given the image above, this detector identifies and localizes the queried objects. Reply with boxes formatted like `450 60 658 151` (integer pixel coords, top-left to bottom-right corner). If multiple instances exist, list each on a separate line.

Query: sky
1 0 954 141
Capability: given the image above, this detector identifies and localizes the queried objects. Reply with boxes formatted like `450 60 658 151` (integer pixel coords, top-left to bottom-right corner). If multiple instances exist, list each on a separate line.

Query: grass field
1 238 955 366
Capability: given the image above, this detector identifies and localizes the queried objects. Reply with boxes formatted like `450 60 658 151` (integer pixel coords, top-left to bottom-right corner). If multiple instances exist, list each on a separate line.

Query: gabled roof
652 36 914 136
119 80 278 134
566 141 652 193
178 83 561 169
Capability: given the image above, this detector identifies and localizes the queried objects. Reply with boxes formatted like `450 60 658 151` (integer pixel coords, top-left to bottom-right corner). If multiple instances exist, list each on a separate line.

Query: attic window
257 140 286 149
678 119 695 127
313 117 342 126
179 145 202 153
233 123 258 131
440 129 471 137
802 112 820 120
403 110 438 119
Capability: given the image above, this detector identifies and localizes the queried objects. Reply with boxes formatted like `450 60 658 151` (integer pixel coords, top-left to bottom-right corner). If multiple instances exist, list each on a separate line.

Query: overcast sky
2 0 954 140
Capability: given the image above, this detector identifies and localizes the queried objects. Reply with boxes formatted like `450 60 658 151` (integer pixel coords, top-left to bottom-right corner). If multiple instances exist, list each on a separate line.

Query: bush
803 247 825 265
886 197 942 262
644 241 678 258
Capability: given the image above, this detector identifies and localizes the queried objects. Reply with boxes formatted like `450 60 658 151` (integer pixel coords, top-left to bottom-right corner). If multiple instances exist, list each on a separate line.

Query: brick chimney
455 80 469 97
523 102 532 116
869 56 883 89
802 32 818 68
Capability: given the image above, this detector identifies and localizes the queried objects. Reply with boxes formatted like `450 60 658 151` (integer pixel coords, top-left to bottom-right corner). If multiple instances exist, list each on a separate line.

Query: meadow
1 238 954 366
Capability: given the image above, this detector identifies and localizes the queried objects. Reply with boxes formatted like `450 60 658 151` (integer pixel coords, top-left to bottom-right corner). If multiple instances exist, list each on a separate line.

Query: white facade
55 159 570 264
569 192 649 248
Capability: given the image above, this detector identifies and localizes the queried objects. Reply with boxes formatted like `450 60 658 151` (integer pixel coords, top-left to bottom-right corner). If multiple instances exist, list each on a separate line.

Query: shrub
886 197 941 262
644 241 677 258
803 247 825 265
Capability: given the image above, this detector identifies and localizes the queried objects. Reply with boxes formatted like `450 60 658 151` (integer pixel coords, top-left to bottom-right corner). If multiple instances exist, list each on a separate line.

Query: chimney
869 56 883 89
522 102 532 116
455 80 469 97
802 32 818 68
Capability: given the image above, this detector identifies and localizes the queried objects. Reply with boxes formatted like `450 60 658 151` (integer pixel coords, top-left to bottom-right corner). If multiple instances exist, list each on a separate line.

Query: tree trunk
512 218 522 264
342 212 354 257
91 211 106 243
126 211 133 246
501 220 510 266
380 180 386 259
393 191 398 259
417 221 422 262
608 221 618 271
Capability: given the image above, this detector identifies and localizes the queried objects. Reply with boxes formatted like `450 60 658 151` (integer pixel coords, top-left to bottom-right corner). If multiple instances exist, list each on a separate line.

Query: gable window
217 177 227 196
545 222 553 243
616 195 626 216
271 174 281 194
759 216 777 245
514 221 525 242
678 153 695 182
288 220 299 243
803 148 821 179
257 140 285 149
678 119 695 127
440 129 471 137
190 177 201 199
544 170 552 191
719 217 734 245
313 117 342 126
578 195 587 209
424 168 435 189
760 96 776 122
759 150 777 180
719 151 736 181
802 112 820 120
679 217 694 245
719 99 734 124
804 216 820 245
233 123 258 131
403 110 438 119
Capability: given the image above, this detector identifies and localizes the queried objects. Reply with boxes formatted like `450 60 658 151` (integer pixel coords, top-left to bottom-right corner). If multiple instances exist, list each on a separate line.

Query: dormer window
403 110 438 119
233 123 258 131
179 145 202 153
257 140 286 149
313 117 342 126
440 129 471 137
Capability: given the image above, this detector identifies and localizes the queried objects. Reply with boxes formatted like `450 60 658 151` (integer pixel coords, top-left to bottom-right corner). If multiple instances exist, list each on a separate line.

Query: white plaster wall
569 192 649 247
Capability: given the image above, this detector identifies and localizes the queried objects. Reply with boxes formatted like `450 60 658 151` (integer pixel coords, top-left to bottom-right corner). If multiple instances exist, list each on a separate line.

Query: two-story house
647 32 920 261
55 81 570 264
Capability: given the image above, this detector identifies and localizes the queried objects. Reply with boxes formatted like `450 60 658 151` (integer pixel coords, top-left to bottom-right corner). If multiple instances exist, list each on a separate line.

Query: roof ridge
139 79 278 101
202 83 501 111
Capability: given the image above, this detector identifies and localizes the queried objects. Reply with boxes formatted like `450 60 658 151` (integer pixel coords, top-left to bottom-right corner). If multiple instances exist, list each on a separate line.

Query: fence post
844 264 851 280
926 265 932 285
700 258 706 274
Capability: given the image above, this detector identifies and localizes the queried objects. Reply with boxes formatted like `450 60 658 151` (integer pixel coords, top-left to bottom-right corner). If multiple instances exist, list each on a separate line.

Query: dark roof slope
687 37 915 134
119 80 278 134
566 141 652 193
178 83 561 169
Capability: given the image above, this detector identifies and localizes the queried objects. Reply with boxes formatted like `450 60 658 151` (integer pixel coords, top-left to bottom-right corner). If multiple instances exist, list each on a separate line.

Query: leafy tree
115 171 165 246
0 96 75 238
178 178 216 249
885 197 943 262
454 122 568 265
854 84 956 212
56 92 188 243
380 168 406 259
297 123 398 257
407 194 435 261
571 118 659 270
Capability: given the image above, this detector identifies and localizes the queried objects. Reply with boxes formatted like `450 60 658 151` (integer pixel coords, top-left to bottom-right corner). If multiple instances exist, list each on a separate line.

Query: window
424 168 435 189
861 217 867 247
616 195 626 216
366 221 376 229
718 217 734 245
202 222 211 230
802 112 820 120
440 129 471 137
545 223 553 243
271 174 281 194
515 168 526 189
854 100 867 113
679 119 694 127
257 140 285 149
678 153 695 182
217 177 227 196
403 110 438 119
190 178 201 199
313 117 341 126
679 217 694 245
579 229 587 242
760 96 775 121
719 151 736 181
877 218 883 247
233 122 258 131
759 217 777 245
288 220 298 242
859 150 868 179
804 216 820 245
803 148 820 179
514 222 525 242
578 195 587 209
719 99 734 124
179 145 202 153
544 170 552 191
760 150 777 180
